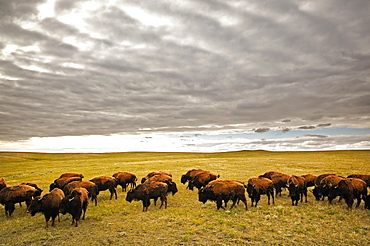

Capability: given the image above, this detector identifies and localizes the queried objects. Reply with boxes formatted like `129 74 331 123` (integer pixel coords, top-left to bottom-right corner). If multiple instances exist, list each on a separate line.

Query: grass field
0 150 369 246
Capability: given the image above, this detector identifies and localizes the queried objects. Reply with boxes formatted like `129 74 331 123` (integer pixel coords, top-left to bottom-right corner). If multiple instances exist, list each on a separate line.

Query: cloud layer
0 0 369 151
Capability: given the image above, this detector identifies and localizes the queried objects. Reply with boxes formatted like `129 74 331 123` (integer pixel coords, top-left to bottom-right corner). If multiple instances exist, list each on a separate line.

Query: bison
126 182 168 212
63 181 99 206
113 172 137 192
0 184 42 217
347 174 370 187
198 180 248 210
320 175 344 203
181 169 208 185
312 174 336 201
89 176 117 200
60 187 89 227
331 178 367 209
144 173 178 196
141 171 172 183
259 171 283 179
287 175 307 206
49 176 82 191
301 174 317 187
188 171 219 191
58 173 84 179
271 174 290 196
247 177 274 207
27 188 65 228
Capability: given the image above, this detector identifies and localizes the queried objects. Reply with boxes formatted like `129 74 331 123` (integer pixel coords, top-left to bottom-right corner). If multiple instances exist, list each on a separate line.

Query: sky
0 0 369 153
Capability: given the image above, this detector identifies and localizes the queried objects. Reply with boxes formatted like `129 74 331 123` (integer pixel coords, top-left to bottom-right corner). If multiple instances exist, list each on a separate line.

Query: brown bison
271 174 290 196
312 174 336 200
301 174 317 187
113 172 137 191
90 176 117 200
126 182 168 212
320 175 344 203
144 173 178 195
141 171 172 183
287 175 307 206
63 181 99 206
198 180 248 210
181 169 208 185
58 173 84 179
27 188 65 228
347 174 370 187
247 177 274 207
0 184 42 217
259 171 283 179
49 176 83 191
60 187 89 227
330 178 367 209
188 171 219 191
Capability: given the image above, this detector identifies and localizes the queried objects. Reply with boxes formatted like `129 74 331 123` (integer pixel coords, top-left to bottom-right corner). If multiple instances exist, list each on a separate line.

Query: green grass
0 150 369 245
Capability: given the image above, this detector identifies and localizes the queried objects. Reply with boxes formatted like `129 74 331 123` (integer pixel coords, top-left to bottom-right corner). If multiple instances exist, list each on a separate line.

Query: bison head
167 181 178 195
125 190 135 202
198 189 208 204
27 196 43 216
180 175 187 184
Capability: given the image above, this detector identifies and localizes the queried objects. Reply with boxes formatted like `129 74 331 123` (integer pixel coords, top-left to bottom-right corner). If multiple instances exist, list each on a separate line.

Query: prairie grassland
0 150 369 246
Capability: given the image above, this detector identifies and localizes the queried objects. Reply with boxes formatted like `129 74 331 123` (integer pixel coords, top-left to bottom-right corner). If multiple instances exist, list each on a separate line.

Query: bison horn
69 197 75 202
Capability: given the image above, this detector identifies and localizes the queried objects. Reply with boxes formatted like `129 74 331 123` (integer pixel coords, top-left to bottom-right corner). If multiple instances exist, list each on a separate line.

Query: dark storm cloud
0 0 369 145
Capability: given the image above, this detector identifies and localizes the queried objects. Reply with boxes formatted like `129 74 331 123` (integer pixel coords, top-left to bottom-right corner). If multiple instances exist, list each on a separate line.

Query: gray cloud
0 0 369 145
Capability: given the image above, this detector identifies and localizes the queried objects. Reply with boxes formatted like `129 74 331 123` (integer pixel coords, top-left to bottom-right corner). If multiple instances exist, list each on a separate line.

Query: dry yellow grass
0 150 369 245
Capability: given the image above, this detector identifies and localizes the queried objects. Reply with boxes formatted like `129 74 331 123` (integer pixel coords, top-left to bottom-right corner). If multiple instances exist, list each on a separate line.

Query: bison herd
0 170 369 228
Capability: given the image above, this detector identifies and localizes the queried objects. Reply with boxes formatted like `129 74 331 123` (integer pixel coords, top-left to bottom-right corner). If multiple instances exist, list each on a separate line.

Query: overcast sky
0 0 369 152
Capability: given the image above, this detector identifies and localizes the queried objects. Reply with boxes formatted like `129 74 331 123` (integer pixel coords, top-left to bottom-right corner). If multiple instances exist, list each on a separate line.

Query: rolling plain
0 150 369 245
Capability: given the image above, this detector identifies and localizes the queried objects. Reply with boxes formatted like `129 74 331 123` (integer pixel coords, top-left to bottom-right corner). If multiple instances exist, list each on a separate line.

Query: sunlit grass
0 150 369 245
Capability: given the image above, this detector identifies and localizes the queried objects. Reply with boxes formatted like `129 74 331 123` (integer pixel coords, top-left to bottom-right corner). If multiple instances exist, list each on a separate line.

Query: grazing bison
347 174 370 187
141 171 172 183
287 175 307 206
0 178 6 191
247 177 274 207
50 176 83 191
312 174 336 201
320 175 344 203
301 174 317 187
181 169 209 185
126 182 168 212
0 184 42 217
198 180 248 210
259 171 283 179
331 178 367 209
60 187 89 227
27 188 65 228
113 172 137 191
63 181 99 206
144 173 178 196
89 176 117 200
58 173 84 179
188 171 219 191
271 174 290 196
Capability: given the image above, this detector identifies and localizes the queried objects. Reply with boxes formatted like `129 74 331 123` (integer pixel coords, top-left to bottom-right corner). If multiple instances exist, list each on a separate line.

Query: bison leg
109 188 118 200
216 198 224 210
159 195 167 209
142 198 150 212
267 193 270 205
